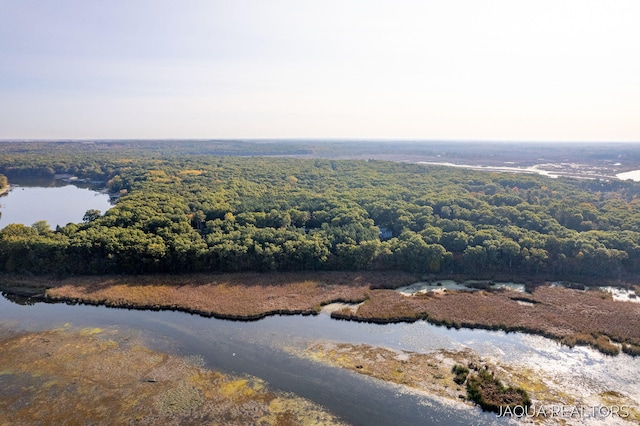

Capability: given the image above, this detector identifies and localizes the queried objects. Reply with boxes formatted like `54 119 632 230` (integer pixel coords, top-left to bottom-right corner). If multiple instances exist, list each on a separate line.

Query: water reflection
0 180 112 229
0 294 507 425
1 293 638 424
0 291 38 306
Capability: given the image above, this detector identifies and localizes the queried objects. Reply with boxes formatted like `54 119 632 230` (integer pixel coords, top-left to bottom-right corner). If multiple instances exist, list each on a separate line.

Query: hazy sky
1 0 639 141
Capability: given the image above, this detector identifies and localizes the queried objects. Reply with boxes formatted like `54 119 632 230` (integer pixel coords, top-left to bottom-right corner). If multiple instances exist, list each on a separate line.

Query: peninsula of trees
0 173 8 193
1 141 640 281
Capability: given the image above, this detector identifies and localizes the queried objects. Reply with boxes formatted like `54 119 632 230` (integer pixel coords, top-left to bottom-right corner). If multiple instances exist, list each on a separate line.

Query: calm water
2 292 638 425
0 294 504 426
0 180 112 229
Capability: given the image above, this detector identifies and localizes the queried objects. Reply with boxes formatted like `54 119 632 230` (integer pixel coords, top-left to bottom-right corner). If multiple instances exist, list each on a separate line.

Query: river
0 293 505 425
2 291 638 425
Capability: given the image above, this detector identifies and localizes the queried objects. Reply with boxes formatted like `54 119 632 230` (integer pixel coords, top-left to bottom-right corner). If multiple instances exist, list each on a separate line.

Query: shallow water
397 280 525 295
0 294 504 425
599 286 640 303
1 292 638 425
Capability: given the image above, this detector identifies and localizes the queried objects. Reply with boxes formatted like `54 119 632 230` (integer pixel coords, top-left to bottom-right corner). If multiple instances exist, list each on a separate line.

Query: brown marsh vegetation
332 285 640 356
3 271 639 356
0 325 347 425
3 271 415 320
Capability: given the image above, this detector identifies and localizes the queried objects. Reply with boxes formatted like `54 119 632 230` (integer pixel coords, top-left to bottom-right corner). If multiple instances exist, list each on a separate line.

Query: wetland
2 140 640 423
1 283 639 425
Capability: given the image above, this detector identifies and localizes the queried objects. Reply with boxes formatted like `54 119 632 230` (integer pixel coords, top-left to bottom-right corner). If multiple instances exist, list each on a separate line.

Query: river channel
2 291 639 425
0 293 506 425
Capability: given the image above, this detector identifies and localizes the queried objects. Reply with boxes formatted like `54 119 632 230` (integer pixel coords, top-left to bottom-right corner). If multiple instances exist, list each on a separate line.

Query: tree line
1 142 640 278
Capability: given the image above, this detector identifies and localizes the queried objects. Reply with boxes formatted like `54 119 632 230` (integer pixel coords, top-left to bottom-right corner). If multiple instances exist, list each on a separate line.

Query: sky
0 0 639 142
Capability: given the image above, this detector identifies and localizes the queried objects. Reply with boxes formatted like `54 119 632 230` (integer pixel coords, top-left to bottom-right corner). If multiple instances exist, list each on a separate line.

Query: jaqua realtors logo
498 404 630 419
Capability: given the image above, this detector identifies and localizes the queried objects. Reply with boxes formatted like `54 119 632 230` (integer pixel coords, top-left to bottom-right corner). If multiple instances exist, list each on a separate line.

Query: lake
0 179 112 229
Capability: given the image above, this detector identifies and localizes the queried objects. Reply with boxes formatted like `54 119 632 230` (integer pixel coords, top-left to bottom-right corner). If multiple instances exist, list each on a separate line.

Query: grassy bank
2 271 639 356
332 285 640 356
0 325 347 425
0 271 415 320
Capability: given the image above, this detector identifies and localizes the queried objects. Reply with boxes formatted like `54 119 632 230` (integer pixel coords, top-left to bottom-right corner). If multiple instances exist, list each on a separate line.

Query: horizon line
1 138 639 145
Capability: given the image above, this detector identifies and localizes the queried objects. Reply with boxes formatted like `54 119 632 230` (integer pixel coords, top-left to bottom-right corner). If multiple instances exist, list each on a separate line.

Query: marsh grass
36 271 416 319
4 272 639 357
451 364 469 385
466 369 531 413
561 333 620 356
339 285 640 356
0 326 347 425
622 343 640 356
301 342 552 415
301 342 474 401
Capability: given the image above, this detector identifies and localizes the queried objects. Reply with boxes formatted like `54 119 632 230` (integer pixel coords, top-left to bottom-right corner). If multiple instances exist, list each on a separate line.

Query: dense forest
2 141 640 279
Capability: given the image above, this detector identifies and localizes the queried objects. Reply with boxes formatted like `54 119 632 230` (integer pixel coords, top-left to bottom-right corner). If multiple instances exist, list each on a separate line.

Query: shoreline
0 325 347 425
1 271 639 357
